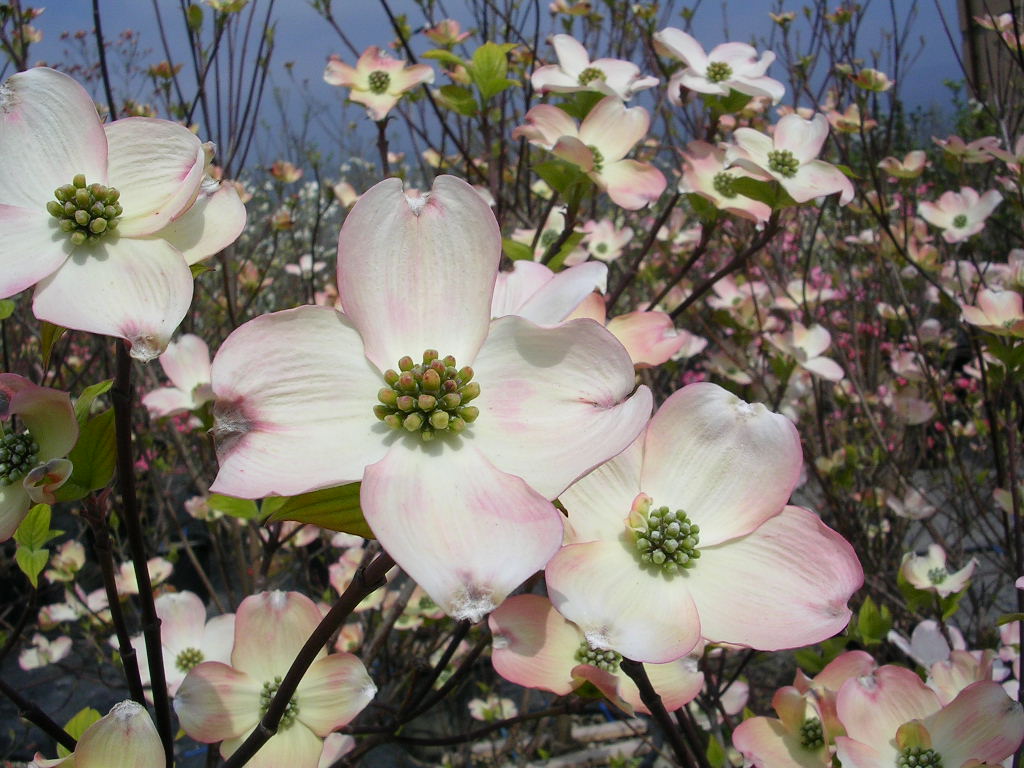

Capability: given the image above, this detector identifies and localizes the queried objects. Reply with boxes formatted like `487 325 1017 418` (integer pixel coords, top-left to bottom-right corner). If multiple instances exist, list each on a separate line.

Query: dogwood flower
960 287 1024 336
208 176 651 622
654 28 785 105
768 322 845 381
900 544 977 598
679 140 772 223
726 114 855 205
489 594 703 715
582 218 633 261
0 374 77 541
18 633 72 671
29 700 164 768
0 67 246 360
323 47 434 121
545 383 862 663
531 34 658 100
141 334 214 419
513 96 666 209
175 591 376 768
918 187 1003 243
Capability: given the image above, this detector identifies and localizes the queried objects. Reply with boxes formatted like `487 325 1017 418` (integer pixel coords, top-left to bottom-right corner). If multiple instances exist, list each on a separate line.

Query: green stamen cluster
175 647 204 673
588 145 605 172
367 70 391 94
927 567 947 585
577 66 606 86
713 171 739 198
799 717 824 750
951 214 968 228
574 641 621 673
259 676 299 730
897 747 943 768
0 431 38 486
767 149 800 178
374 350 480 440
706 61 733 83
595 242 609 254
633 505 701 573
47 174 122 246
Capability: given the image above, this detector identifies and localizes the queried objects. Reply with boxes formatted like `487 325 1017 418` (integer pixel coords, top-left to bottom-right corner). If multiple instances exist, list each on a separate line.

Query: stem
0 676 77 753
619 658 695 768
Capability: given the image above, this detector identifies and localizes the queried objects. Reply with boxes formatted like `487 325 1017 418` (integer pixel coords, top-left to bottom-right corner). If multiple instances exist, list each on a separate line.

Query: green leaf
997 612 1024 625
794 648 826 675
74 380 113 425
190 263 216 278
421 48 465 69
268 482 373 538
685 191 719 223
855 595 892 646
835 163 860 179
56 409 116 501
207 493 261 520
502 238 535 261
730 177 798 209
59 707 102 758
438 84 478 116
259 496 287 517
40 321 66 371
14 504 55 550
533 160 588 199
467 42 518 102
706 735 727 768
186 3 204 30
557 91 604 120
0 298 14 320
15 547 48 588
545 231 585 271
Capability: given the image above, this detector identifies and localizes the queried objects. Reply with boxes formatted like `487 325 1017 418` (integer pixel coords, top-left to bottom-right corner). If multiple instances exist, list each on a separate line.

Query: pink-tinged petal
731 128 775 166
641 383 802 544
560 435 643 544
489 594 582 696
811 650 878 693
201 614 235 665
530 65 584 94
491 261 556 318
0 67 107 208
633 656 704 713
566 291 607 323
606 310 685 367
675 69 728 96
323 56 358 87
551 34 591 73
32 237 193 362
295 653 376 736
231 591 325 680
514 261 608 325
546 539 701 663
362 442 563 623
348 91 400 122
836 665 940 755
512 104 580 147
155 591 207 656
774 114 829 165
221 722 323 768
0 484 31 541
471 315 653 500
687 506 861 649
733 716 826 768
786 160 854 205
0 205 71 297
157 179 247 264
74 701 165 768
928 681 1024 766
318 733 355 768
573 665 635 714
731 74 787 104
598 159 667 210
104 118 205 236
579 97 649 162
388 63 435 93
23 458 72 504
140 387 195 419
160 334 211 393
0 374 78 459
653 28 709 70
174 661 261 742
209 306 387 498
801 356 844 381
772 686 809 731
552 135 597 172
833 737 887 768
336 176 499 372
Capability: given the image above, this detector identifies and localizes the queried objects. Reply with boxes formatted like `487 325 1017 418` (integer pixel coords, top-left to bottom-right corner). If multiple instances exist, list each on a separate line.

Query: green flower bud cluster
927 567 948 585
706 61 733 83
577 66 606 86
574 641 621 673
767 149 800 178
633 505 701 573
368 70 391 94
175 647 204 673
799 717 824 750
951 214 968 229
713 171 739 198
897 746 942 768
587 145 605 173
375 349 480 440
0 431 39 486
259 676 299 730
47 174 122 246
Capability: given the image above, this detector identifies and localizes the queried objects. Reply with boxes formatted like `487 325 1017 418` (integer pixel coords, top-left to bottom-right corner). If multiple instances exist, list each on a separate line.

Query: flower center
595 242 609 254
713 171 739 198
927 567 947 585
629 496 701 574
767 149 800 178
587 145 604 172
540 229 559 247
951 214 968 228
574 641 621 672
175 647 204 673
367 70 391 94
47 174 123 246
897 747 943 768
0 430 39 486
374 349 480 440
259 676 299 730
706 60 733 83
577 66 606 86
799 717 824 750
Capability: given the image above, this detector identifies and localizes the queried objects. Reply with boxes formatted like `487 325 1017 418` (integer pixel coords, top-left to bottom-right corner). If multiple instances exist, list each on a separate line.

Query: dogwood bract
209 175 651 622
0 67 246 360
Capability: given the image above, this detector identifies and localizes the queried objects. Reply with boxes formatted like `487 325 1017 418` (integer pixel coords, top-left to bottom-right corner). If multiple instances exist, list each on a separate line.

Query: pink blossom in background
917 187 1003 243
900 544 978 598
679 140 772 224
141 334 215 419
323 46 434 121
531 34 659 100
582 218 634 261
768 322 845 381
18 633 72 671
960 287 1024 336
